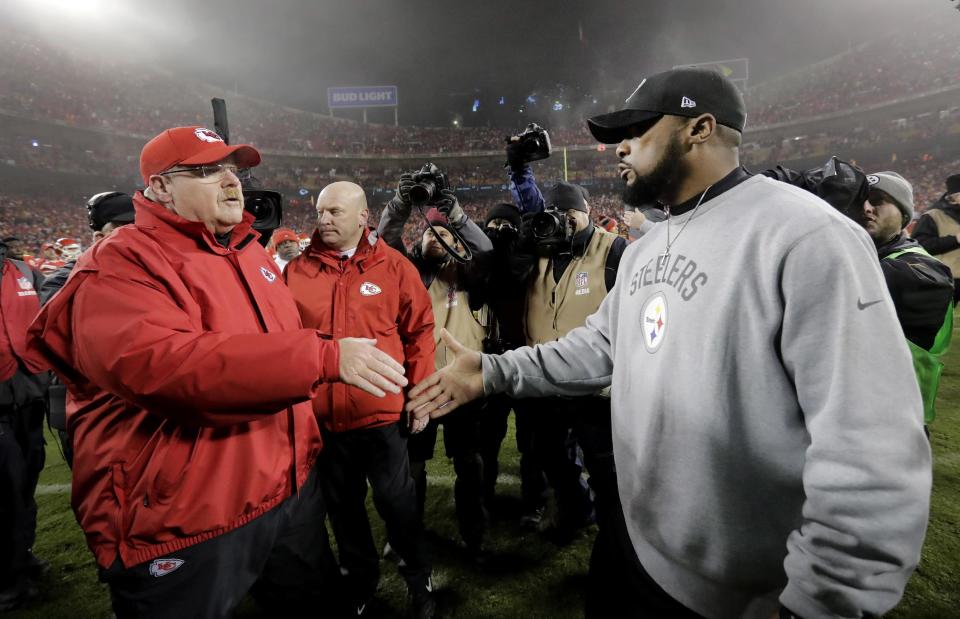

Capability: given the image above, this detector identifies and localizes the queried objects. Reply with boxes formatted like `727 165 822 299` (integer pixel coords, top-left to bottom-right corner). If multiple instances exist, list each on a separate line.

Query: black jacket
911 206 960 258
877 233 954 350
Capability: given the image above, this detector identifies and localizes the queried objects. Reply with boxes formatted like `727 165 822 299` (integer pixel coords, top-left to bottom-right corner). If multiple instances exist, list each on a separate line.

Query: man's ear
149 175 174 204
688 114 717 144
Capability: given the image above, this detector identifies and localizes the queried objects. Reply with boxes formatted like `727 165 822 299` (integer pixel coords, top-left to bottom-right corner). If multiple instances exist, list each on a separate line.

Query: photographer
466 204 550 529
505 132 627 554
765 160 955 428
377 167 495 561
856 172 953 425
913 174 960 301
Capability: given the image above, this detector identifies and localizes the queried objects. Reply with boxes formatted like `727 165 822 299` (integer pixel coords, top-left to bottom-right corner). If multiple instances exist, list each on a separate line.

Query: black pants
517 397 594 530
0 401 45 588
99 461 341 619
320 422 430 603
480 395 548 512
407 400 489 547
586 510 705 619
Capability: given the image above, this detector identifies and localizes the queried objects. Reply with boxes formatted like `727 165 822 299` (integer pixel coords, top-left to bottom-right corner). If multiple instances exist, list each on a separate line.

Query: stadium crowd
5 155 957 259
2 13 958 157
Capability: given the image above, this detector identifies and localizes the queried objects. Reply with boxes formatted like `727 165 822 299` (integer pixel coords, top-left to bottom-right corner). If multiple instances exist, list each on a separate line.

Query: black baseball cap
587 67 747 144
87 191 135 231
547 182 589 213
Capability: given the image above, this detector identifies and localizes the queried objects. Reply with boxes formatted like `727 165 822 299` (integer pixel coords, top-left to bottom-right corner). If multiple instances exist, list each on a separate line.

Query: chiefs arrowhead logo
360 282 382 296
260 266 277 283
149 558 184 577
194 128 224 143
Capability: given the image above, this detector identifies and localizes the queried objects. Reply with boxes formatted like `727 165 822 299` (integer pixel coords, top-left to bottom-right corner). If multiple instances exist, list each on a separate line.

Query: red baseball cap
272 228 299 245
140 126 261 185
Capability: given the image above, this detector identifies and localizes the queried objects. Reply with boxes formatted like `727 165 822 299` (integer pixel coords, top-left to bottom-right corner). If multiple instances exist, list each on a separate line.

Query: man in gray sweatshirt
406 68 931 619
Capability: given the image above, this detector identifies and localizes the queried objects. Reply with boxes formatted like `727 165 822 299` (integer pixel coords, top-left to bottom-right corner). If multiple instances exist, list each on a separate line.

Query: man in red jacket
285 181 437 618
0 240 49 611
27 127 408 618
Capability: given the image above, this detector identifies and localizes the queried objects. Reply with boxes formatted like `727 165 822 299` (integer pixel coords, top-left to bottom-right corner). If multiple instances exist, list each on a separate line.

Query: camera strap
416 203 473 264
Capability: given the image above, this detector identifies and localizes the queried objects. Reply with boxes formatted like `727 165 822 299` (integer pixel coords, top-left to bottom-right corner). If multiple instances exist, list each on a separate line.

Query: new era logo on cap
587 67 747 144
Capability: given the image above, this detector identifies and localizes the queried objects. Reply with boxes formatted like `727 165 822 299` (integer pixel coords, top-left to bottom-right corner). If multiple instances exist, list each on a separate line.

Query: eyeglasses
158 163 240 182
486 221 517 231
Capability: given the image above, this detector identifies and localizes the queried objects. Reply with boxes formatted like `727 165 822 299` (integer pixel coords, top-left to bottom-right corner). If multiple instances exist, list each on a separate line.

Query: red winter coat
0 259 45 382
27 193 339 569
284 229 435 432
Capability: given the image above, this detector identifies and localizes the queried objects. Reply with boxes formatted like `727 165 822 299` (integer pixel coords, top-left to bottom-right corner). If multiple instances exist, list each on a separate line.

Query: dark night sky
7 0 956 126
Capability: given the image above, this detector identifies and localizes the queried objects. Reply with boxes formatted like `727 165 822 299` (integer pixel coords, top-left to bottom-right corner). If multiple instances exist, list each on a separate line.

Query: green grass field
10 322 960 618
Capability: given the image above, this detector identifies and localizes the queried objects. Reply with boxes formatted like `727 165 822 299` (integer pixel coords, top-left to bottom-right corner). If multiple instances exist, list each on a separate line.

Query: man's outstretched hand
406 329 484 420
338 337 408 397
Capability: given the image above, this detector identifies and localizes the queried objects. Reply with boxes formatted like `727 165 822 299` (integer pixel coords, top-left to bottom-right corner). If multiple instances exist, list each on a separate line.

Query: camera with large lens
762 155 868 220
243 189 283 246
507 123 552 164
530 208 572 246
409 163 450 205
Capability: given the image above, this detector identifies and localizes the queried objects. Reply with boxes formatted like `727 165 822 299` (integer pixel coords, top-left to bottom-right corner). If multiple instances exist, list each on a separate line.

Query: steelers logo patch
641 292 667 353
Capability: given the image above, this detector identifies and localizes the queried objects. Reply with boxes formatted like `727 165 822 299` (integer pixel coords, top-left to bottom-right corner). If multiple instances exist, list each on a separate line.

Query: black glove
506 140 527 173
395 173 415 207
434 189 465 223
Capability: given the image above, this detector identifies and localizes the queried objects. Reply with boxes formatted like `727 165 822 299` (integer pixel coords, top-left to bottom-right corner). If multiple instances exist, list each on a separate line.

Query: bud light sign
327 86 398 109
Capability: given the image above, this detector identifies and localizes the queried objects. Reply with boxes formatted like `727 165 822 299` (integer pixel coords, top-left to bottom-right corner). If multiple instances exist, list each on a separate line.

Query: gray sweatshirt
483 175 931 619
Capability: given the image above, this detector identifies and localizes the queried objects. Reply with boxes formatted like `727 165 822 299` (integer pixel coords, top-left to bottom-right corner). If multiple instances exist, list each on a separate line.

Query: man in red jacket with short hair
27 127 408 618
285 181 436 618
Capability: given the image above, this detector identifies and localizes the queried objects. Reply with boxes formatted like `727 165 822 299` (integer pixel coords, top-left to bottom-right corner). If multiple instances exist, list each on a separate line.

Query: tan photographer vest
428 262 489 370
924 209 960 278
525 226 616 346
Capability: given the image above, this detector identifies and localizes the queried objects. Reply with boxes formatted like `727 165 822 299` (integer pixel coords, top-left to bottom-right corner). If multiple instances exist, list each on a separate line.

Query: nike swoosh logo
426 577 433 593
857 298 883 310
357 604 366 615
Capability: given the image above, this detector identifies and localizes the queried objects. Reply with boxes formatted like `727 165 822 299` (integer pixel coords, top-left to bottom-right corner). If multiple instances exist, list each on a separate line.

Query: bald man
284 182 438 618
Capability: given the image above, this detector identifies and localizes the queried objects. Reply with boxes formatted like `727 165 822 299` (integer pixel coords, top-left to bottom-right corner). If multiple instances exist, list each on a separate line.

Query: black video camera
508 123 552 164
762 155 868 220
530 208 573 247
244 189 283 244
409 163 450 205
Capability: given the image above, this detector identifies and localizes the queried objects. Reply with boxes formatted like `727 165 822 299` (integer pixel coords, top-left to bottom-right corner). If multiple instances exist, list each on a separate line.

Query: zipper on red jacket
227 251 299 496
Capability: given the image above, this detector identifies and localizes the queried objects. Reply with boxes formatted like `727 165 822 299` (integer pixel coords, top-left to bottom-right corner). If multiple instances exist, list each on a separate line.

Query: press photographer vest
428 262 488 370
525 226 615 346
883 246 953 424
924 209 960 277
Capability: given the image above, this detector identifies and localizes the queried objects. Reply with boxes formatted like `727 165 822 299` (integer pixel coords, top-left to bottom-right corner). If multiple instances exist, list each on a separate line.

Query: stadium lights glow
31 139 39 148
15 0 113 22
36 0 103 13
